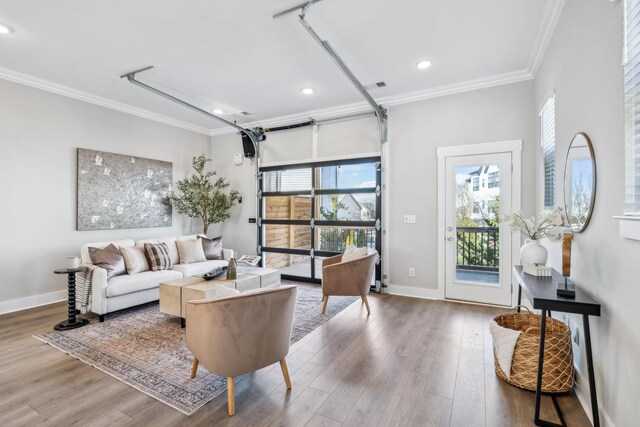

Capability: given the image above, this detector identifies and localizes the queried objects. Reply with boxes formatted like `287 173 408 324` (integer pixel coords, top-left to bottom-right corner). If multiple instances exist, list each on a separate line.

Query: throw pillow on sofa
200 235 223 260
144 242 173 271
177 239 207 264
120 246 150 275
88 244 126 279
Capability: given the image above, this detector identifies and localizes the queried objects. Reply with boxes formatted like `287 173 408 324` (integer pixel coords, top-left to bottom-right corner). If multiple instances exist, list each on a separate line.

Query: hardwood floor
0 292 592 426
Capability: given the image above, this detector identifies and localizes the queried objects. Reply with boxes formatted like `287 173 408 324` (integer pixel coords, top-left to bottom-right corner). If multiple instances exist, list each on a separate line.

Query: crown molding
210 68 534 137
0 66 211 135
527 0 566 76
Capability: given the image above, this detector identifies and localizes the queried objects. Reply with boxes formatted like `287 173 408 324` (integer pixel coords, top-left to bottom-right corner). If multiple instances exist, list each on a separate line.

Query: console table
53 267 89 331
514 266 601 427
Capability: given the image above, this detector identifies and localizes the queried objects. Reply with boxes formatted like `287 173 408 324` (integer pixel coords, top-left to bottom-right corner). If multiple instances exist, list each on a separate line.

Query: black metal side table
53 268 90 331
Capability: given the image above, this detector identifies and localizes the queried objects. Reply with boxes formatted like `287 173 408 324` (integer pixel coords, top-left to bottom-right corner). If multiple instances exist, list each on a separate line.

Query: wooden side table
53 268 90 331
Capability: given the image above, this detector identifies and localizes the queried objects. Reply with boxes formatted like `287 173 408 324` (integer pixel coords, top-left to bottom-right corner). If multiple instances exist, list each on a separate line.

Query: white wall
535 1 636 425
388 81 536 294
211 81 537 295
0 79 210 312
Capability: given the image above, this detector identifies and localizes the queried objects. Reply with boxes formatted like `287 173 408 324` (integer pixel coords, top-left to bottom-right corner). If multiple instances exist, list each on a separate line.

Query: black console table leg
534 310 547 425
583 315 600 427
517 284 522 311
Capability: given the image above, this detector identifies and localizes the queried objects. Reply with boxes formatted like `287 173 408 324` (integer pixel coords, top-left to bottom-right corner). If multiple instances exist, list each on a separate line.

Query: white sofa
80 234 232 321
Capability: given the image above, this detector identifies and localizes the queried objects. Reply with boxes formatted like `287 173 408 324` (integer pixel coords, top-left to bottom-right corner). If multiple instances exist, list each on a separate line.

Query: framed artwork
77 148 173 230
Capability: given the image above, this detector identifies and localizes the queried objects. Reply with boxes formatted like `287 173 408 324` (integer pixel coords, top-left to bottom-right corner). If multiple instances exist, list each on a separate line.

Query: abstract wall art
77 148 173 230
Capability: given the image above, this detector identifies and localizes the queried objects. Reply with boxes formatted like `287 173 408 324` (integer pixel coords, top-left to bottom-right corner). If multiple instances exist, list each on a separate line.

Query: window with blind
625 0 640 215
540 95 556 209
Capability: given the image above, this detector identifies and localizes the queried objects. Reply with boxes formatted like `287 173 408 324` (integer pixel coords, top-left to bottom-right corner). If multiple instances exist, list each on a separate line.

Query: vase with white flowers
503 208 564 266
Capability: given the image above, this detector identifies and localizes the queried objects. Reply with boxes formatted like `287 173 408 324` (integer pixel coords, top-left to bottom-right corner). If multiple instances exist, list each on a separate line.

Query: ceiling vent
363 81 386 90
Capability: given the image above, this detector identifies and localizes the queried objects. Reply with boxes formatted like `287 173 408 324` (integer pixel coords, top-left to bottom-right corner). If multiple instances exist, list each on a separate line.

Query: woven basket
492 306 574 393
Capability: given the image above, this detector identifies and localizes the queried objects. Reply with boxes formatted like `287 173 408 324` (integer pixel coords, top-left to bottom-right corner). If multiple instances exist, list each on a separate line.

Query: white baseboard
0 290 67 315
574 369 615 427
385 284 440 300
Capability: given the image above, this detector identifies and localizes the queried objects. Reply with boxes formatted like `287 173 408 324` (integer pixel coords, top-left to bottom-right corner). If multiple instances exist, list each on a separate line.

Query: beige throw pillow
177 239 207 264
343 244 368 262
121 246 150 275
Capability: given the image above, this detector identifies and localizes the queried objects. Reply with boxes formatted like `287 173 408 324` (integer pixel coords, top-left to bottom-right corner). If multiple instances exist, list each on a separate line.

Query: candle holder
556 232 576 298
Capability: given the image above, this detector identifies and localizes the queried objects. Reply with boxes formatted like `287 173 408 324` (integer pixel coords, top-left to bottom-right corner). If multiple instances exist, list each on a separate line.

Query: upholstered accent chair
185 285 297 416
321 252 377 315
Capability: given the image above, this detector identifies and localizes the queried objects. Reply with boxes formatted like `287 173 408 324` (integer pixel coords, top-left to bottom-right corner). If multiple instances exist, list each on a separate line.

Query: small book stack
523 264 552 277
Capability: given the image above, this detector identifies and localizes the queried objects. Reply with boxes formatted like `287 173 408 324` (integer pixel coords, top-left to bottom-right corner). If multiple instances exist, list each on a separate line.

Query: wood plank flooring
0 290 592 426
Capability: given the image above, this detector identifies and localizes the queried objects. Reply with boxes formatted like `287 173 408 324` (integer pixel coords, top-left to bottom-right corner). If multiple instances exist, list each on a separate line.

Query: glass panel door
259 157 381 285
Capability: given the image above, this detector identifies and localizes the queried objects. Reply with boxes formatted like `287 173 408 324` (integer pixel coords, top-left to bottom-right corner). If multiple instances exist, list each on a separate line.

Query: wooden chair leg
322 295 328 314
280 359 292 390
361 295 371 315
190 357 199 378
227 377 235 416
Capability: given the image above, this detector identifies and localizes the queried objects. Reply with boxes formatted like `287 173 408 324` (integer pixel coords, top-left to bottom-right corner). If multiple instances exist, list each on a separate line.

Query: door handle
447 236 454 241
447 226 453 231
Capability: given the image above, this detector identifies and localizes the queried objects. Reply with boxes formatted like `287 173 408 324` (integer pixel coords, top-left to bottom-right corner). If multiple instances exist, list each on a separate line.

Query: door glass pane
316 163 377 189
263 168 312 192
264 196 312 220
454 165 500 284
315 194 376 221
264 224 311 249
315 226 376 253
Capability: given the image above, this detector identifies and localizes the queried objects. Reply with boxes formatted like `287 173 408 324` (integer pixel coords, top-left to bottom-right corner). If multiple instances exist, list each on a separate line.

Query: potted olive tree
169 155 239 235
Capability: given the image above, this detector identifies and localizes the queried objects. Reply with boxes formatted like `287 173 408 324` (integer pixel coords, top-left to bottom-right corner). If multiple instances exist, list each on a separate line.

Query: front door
444 153 512 306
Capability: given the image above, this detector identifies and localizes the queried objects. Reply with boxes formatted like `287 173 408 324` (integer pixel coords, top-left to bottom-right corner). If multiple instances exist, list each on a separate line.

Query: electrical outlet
403 215 416 224
408 268 415 277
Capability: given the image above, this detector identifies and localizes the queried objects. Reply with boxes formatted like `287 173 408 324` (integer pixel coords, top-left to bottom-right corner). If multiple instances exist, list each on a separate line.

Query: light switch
403 215 416 224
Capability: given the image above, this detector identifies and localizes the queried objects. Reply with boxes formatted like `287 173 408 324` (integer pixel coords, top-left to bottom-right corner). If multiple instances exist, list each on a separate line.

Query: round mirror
564 132 596 232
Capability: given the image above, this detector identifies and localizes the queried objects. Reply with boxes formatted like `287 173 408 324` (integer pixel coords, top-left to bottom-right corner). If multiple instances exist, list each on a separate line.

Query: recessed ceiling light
301 87 314 95
416 60 432 70
213 109 224 115
0 24 11 34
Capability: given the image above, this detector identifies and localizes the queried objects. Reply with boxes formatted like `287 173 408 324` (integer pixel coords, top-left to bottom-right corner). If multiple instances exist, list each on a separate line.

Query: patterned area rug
35 285 356 415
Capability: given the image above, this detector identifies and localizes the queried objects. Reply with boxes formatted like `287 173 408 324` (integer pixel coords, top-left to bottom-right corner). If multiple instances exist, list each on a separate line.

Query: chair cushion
172 260 229 277
88 244 127 279
120 246 150 275
200 236 223 260
144 243 173 271
106 270 182 297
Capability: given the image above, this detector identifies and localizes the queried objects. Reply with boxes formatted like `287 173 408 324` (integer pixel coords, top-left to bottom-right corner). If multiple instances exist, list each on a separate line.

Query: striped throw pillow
144 242 173 271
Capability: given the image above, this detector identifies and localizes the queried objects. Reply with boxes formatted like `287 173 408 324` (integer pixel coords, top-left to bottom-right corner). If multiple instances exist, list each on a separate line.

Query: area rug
34 286 356 415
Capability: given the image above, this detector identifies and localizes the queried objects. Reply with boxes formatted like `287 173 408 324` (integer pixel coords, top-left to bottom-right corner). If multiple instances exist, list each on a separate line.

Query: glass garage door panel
263 196 312 220
315 194 376 221
263 168 312 192
314 226 376 253
315 163 377 189
263 224 311 250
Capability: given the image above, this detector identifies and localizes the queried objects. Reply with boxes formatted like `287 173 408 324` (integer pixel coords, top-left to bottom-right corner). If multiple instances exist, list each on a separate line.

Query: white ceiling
0 0 556 134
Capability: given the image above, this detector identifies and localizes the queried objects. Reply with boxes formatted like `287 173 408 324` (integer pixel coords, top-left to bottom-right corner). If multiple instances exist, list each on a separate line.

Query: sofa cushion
88 244 127 279
106 270 182 297
136 236 179 266
144 243 173 271
172 260 229 277
200 236 223 260
81 239 134 264
120 246 150 275
177 239 207 264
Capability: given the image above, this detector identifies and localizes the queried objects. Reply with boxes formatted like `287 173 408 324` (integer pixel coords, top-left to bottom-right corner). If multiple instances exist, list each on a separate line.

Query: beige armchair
321 252 377 315
185 285 297 416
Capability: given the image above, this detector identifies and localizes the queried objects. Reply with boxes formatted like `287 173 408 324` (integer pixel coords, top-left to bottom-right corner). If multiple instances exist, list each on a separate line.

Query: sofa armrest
89 266 108 315
222 248 234 261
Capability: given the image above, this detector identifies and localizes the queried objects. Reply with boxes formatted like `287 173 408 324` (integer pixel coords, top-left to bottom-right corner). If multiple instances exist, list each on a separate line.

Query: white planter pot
520 239 548 266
